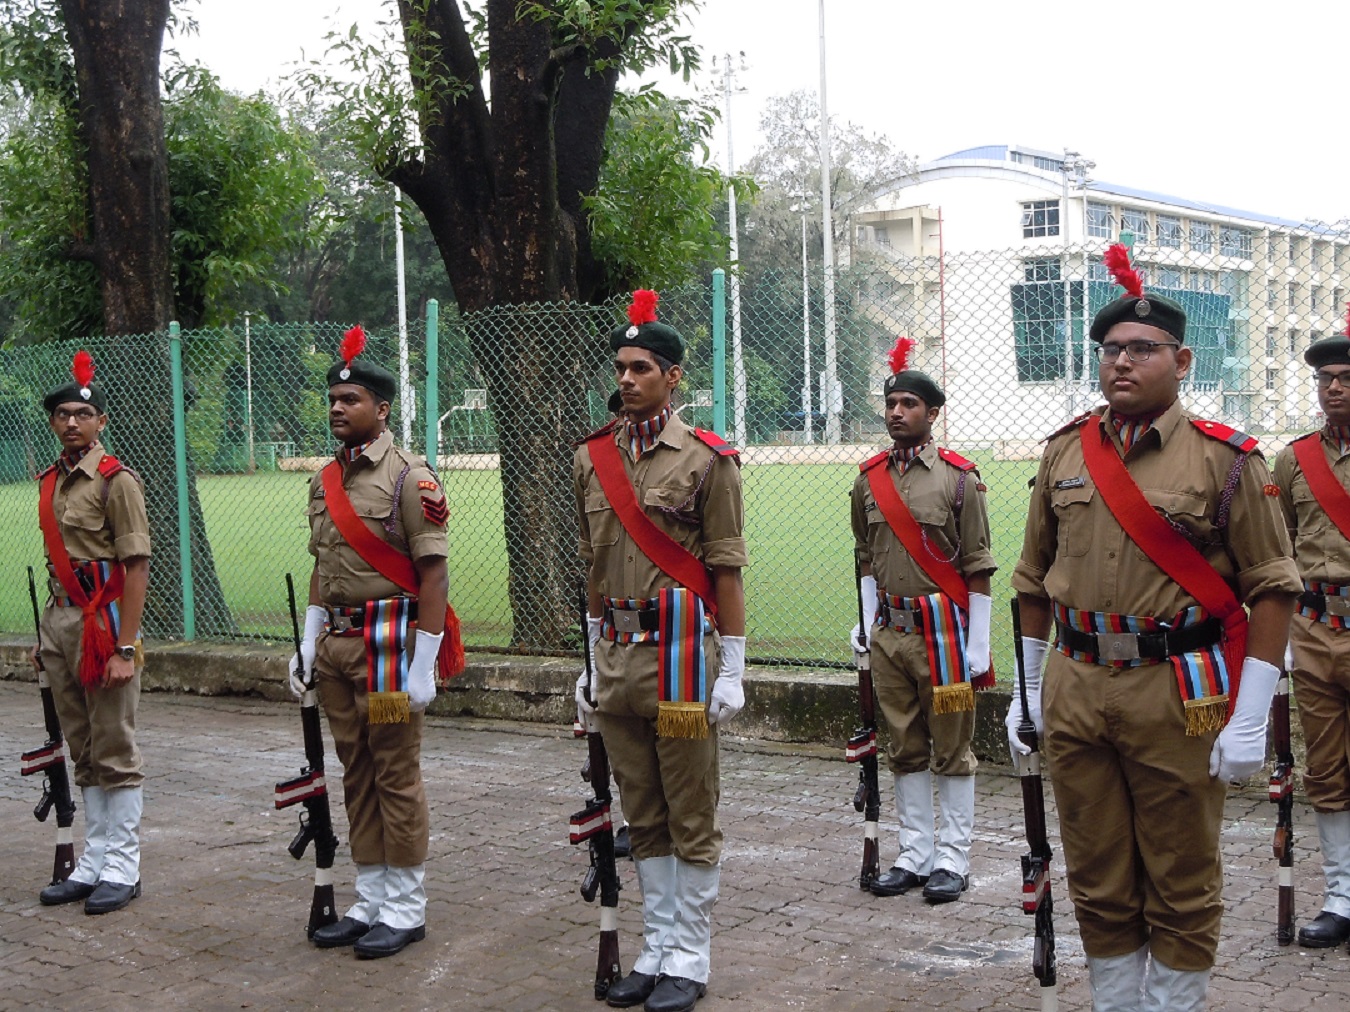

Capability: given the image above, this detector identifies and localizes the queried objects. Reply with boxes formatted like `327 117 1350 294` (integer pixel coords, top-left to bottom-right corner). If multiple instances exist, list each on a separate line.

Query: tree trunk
60 0 233 637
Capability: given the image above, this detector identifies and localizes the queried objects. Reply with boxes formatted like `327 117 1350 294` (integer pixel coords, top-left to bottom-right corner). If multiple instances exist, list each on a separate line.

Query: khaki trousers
1043 652 1225 971
38 603 142 790
871 625 977 777
316 633 428 867
1290 613 1350 813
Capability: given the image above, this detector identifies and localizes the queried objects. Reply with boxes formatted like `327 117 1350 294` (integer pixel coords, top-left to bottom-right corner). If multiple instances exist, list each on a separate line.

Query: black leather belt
1054 618 1222 664
325 601 418 632
1299 591 1350 618
605 604 660 634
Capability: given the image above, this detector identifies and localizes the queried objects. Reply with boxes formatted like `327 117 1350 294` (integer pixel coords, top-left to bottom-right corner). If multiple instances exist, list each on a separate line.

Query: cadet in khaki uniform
1273 332 1350 949
573 291 747 1012
850 340 995 903
292 327 450 959
1008 245 1299 1011
33 351 151 916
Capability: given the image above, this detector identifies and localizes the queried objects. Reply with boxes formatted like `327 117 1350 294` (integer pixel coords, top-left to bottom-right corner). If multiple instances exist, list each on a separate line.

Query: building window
1220 227 1252 258
1266 284 1278 310
1265 327 1278 356
1289 329 1298 354
1024 258 1062 282
1157 215 1183 249
1189 270 1214 293
874 227 891 247
1336 288 1346 316
856 226 867 242
1011 279 1082 382
1290 236 1303 267
1086 202 1113 239
1021 200 1060 238
1266 367 1277 391
1088 256 1111 282
1267 233 1280 261
1120 209 1149 243
1190 221 1215 254
1219 271 1240 297
1157 267 1184 289
1289 282 1298 311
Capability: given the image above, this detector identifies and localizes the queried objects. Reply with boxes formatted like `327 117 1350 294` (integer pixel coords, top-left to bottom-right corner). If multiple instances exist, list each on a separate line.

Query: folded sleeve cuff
702 537 749 568
1236 555 1302 604
1010 560 1048 598
114 533 152 560
408 531 449 561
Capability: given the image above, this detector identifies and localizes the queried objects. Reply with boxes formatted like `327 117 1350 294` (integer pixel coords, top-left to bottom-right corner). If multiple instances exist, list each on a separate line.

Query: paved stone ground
1 682 1347 1011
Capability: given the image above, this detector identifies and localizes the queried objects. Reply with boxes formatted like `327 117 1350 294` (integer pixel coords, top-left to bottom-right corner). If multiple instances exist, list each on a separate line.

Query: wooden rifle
846 561 881 890
1269 663 1295 945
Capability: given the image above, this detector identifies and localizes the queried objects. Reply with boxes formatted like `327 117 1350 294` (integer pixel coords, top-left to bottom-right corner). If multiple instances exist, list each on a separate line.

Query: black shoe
1298 910 1350 948
644 976 706 1012
39 878 96 906
353 922 426 959
606 971 658 1008
613 824 632 860
922 868 967 904
869 867 928 897
311 916 372 949
84 879 141 915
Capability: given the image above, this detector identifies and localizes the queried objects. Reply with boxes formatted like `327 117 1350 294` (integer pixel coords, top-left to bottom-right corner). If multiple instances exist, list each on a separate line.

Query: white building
847 144 1348 444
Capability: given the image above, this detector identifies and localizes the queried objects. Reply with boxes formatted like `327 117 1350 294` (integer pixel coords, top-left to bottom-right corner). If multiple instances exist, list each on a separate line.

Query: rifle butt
51 837 75 885
593 913 622 1001
1277 870 1295 946
306 872 338 938
860 830 880 891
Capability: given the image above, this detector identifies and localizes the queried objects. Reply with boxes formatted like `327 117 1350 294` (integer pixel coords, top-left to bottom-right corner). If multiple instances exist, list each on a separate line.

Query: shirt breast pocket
909 505 954 560
585 491 621 547
1132 489 1213 561
1050 485 1094 558
643 484 701 527
61 500 105 534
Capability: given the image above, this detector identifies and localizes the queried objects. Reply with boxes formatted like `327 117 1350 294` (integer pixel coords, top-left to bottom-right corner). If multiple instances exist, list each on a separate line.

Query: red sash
38 467 127 688
1078 416 1247 717
1292 434 1350 539
587 433 718 617
863 452 994 690
320 462 465 679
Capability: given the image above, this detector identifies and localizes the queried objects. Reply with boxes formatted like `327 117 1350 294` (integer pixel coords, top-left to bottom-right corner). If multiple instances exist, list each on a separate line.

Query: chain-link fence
1 226 1343 670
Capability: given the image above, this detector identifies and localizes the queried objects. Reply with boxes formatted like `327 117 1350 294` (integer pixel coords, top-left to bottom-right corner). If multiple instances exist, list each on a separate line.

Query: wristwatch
115 644 136 661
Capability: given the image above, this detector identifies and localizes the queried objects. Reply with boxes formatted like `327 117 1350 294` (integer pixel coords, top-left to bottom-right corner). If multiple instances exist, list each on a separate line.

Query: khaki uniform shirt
44 442 152 572
1012 401 1299 614
851 442 996 595
1273 431 1350 585
574 412 748 597
307 430 448 607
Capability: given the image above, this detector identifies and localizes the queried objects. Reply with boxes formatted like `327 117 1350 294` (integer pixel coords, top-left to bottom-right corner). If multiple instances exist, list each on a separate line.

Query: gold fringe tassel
931 681 975 715
656 701 709 740
369 691 411 725
1184 695 1228 737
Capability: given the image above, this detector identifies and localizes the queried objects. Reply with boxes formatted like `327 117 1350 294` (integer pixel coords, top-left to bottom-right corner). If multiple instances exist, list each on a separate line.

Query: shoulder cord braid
918 469 964 565
381 463 412 549
1152 451 1246 549
651 451 718 526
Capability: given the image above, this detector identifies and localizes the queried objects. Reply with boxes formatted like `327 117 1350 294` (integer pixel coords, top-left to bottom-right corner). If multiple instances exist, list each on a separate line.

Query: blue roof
929 145 1318 231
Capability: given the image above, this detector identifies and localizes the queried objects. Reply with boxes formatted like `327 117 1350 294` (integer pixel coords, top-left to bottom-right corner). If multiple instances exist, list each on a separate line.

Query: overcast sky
176 0 1350 225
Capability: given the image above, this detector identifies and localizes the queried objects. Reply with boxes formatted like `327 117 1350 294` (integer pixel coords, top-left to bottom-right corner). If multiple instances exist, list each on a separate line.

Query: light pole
716 52 749 447
394 186 414 446
798 191 813 443
818 0 841 444
243 310 255 473
1061 149 1094 415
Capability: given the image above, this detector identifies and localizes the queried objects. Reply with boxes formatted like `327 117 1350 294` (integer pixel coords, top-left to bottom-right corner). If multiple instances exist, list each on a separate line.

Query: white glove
289 605 327 698
1006 637 1050 761
406 628 443 712
1210 657 1280 782
965 593 992 676
708 635 746 725
851 574 878 654
575 617 603 719
1284 641 1295 672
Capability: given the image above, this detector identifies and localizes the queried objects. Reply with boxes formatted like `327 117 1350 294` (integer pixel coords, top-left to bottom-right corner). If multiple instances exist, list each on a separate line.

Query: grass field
0 458 1039 674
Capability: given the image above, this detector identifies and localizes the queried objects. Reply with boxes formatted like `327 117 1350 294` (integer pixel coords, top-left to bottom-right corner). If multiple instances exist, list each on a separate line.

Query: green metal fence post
424 299 440 468
168 322 195 640
712 270 727 434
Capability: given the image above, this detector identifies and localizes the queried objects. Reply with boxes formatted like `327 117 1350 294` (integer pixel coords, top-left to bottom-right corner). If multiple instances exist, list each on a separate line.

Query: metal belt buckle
1095 631 1141 662
611 609 644 635
329 612 357 633
1326 595 1350 617
892 610 917 631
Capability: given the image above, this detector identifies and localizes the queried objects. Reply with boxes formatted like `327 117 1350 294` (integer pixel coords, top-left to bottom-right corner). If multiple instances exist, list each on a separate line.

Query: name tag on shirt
1053 477 1086 490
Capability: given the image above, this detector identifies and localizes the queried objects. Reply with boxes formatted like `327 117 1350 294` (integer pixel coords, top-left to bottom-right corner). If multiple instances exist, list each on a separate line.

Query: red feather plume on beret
887 336 915 375
627 290 659 327
339 325 366 366
1103 243 1144 299
72 350 95 388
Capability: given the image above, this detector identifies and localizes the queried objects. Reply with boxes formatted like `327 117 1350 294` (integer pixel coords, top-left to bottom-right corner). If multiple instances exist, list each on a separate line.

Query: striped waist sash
600 595 713 644
1052 603 1229 735
878 590 974 715
48 561 120 639
325 597 415 725
1298 580 1350 630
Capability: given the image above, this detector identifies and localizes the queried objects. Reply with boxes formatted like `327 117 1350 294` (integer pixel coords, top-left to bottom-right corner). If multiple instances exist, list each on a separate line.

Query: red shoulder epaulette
1190 419 1258 453
692 428 739 458
97 455 124 479
937 447 978 472
36 463 56 480
1044 411 1095 442
574 419 620 447
859 449 889 473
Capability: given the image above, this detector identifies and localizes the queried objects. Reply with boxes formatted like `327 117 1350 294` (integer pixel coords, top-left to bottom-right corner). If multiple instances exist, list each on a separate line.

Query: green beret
43 381 106 414
1305 335 1350 369
610 320 684 365
327 358 397 404
884 369 945 408
1090 294 1187 344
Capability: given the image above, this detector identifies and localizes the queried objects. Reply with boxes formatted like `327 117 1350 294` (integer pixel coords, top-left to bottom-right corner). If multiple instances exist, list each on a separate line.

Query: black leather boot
1298 910 1350 948
84 880 140 915
311 916 372 948
605 971 657 1008
869 866 928 897
39 878 96 906
644 976 706 1012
